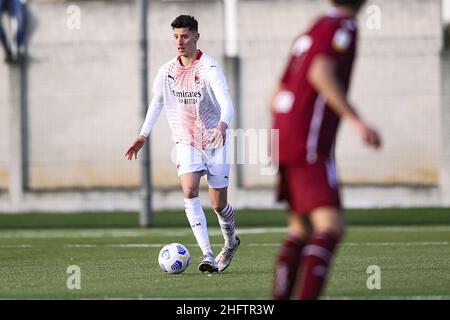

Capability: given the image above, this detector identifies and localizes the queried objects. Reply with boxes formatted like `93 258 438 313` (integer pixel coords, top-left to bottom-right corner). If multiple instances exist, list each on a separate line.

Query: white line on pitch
342 241 448 246
2 240 448 249
2 226 450 239
58 241 449 249
0 244 33 248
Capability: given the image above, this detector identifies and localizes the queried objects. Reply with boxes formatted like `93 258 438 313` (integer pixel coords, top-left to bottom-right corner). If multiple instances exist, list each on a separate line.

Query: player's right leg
272 166 314 299
177 143 219 273
273 214 311 300
180 172 218 273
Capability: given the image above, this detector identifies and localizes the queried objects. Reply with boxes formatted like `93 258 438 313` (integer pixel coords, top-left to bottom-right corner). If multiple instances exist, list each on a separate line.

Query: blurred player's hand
125 135 147 160
208 121 228 149
349 117 382 149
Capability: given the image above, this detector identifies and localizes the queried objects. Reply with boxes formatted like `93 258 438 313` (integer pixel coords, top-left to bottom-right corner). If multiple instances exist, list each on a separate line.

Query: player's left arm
208 64 235 146
307 25 381 149
308 54 381 149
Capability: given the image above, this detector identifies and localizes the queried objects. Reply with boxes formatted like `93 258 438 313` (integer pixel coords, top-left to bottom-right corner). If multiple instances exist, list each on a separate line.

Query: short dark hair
171 15 198 32
331 0 366 9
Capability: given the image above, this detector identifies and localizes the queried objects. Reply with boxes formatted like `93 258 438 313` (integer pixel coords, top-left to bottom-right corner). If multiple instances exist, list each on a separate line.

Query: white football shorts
175 143 230 189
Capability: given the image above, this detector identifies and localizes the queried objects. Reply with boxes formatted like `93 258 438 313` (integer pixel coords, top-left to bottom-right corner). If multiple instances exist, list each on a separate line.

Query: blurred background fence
0 0 449 212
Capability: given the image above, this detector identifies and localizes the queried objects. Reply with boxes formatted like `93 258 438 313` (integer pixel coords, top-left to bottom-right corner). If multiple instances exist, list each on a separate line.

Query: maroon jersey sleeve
280 17 356 86
311 20 356 61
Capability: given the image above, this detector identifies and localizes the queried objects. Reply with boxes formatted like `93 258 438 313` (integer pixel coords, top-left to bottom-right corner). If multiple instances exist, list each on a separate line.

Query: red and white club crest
194 73 201 84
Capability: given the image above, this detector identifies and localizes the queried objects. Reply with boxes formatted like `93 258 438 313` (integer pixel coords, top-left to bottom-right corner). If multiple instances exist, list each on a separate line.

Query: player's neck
333 6 358 18
179 50 199 67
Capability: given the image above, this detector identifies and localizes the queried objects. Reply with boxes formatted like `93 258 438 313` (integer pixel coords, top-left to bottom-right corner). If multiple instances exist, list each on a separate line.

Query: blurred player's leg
209 187 239 272
272 214 311 300
181 172 217 272
298 207 345 300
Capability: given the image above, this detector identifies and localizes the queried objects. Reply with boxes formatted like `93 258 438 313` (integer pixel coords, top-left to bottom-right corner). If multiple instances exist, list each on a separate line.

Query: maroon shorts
277 159 341 214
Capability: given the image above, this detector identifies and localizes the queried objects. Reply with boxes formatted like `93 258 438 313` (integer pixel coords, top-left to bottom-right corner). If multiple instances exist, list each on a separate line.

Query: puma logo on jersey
168 75 175 81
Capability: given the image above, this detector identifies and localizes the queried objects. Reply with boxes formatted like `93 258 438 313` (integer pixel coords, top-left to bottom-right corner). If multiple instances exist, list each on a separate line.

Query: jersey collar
177 49 203 64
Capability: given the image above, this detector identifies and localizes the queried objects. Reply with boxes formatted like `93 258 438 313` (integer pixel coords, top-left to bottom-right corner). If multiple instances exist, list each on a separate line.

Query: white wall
0 0 447 211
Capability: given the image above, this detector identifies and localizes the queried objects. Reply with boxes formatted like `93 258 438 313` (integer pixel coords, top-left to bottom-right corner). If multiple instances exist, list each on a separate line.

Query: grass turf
0 208 449 299
0 207 450 229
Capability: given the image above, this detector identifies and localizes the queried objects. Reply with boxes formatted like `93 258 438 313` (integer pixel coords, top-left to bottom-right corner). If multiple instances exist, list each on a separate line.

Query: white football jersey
140 50 234 149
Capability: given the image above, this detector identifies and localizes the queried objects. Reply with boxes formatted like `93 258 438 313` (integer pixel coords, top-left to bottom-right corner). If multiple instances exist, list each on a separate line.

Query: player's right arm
125 92 164 160
125 70 165 160
125 135 147 160
308 54 381 149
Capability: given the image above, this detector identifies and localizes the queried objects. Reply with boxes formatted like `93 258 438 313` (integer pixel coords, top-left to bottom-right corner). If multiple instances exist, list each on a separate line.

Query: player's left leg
297 206 345 300
205 143 239 272
273 213 312 300
209 187 239 272
209 187 237 248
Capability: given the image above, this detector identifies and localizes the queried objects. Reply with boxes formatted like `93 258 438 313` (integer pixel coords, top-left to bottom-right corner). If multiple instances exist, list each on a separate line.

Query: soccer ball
158 243 190 274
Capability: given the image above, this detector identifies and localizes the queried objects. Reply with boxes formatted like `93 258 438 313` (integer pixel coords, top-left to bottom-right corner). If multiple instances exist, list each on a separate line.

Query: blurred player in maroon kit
271 0 381 300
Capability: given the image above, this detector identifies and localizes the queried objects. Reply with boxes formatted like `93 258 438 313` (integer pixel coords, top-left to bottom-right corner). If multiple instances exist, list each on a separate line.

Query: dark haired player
126 15 240 273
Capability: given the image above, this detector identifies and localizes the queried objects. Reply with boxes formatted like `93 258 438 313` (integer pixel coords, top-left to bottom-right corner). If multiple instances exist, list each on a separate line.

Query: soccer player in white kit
125 15 240 273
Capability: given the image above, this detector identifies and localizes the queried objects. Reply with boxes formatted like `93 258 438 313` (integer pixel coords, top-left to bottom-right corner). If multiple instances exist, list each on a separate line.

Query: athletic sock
184 197 213 257
272 233 306 300
298 231 339 300
214 203 237 248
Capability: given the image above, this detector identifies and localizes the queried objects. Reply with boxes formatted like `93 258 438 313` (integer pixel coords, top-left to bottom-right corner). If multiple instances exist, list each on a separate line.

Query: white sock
214 203 237 248
184 197 213 257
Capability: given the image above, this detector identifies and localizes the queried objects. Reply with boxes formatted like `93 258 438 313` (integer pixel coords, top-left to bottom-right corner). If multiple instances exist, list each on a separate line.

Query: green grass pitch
0 208 449 299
